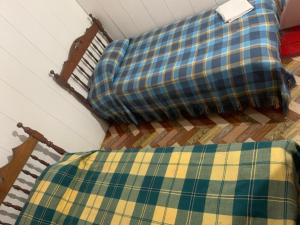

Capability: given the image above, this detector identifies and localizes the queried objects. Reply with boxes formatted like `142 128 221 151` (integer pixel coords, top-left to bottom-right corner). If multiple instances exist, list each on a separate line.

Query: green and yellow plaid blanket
17 141 300 225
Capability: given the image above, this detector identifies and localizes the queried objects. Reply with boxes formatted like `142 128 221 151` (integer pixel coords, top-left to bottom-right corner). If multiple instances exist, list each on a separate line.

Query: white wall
76 0 228 39
0 0 108 167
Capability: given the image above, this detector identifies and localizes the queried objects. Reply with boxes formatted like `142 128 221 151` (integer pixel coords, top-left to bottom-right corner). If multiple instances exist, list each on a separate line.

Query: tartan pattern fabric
88 39 132 121
16 140 299 225
89 39 129 95
88 0 295 123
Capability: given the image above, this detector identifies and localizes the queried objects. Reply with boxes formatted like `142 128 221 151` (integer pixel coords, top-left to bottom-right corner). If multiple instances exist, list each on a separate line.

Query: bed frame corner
0 123 66 214
49 15 112 121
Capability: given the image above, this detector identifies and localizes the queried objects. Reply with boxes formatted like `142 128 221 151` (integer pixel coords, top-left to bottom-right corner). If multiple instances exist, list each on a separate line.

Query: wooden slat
2 202 22 211
12 184 31 195
30 155 50 167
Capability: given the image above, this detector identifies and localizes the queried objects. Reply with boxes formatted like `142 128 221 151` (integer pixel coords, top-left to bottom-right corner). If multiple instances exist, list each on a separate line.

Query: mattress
16 141 300 225
88 0 295 123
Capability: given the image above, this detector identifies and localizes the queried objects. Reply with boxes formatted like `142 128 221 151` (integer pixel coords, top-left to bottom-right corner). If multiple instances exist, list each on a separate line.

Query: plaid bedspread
88 0 295 123
17 141 300 225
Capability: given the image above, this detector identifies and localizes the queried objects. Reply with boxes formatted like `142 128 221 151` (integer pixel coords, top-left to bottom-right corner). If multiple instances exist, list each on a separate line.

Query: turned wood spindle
21 169 38 179
91 43 103 56
71 72 90 91
0 220 12 225
77 65 92 79
2 201 22 211
82 57 95 71
30 155 50 167
95 35 107 49
12 184 30 195
87 49 98 62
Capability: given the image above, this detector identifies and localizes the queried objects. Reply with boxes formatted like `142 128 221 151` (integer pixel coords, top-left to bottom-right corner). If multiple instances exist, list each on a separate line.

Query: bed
52 0 295 124
14 144 300 224
1 124 300 224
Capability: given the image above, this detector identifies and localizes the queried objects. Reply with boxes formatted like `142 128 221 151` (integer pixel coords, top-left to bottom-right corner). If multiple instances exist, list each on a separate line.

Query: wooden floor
101 58 300 150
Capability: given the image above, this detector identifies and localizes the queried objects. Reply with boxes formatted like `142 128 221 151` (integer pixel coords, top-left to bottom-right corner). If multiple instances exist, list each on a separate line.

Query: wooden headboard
0 123 66 225
50 15 113 119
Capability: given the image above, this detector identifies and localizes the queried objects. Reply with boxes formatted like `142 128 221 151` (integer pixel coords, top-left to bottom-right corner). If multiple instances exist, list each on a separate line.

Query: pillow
88 39 129 97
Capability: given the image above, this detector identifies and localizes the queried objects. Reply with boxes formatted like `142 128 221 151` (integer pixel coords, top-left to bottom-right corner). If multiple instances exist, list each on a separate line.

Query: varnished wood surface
0 123 66 208
0 136 38 204
17 123 66 155
51 15 112 119
52 22 99 84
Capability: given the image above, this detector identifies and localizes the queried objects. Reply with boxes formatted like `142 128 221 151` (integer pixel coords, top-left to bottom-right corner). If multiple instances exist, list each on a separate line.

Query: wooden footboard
50 15 112 119
0 123 66 225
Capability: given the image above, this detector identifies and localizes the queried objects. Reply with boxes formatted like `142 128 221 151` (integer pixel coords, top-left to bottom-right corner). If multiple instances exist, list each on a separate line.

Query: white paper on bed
216 0 254 23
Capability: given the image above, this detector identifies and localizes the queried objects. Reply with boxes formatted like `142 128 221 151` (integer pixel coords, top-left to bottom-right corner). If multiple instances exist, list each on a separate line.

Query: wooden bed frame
49 15 112 119
0 123 66 225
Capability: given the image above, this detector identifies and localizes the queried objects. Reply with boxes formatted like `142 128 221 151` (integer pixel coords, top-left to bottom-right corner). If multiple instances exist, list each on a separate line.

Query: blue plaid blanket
88 0 295 123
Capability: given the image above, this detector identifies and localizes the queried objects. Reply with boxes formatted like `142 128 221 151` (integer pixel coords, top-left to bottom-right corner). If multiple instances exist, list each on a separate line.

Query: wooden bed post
89 14 113 43
49 14 112 121
17 123 66 155
0 123 66 209
0 135 38 205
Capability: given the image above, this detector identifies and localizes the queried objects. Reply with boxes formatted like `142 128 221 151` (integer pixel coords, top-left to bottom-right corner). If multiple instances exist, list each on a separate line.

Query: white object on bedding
216 0 254 23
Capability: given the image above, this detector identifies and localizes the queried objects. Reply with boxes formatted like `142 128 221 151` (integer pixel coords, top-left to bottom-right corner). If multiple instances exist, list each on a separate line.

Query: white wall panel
189 0 218 14
0 0 64 66
0 0 108 168
77 0 225 38
120 0 155 35
45 0 90 37
165 0 194 20
17 0 74 48
100 0 139 37
141 0 174 27
76 0 125 39
0 81 88 150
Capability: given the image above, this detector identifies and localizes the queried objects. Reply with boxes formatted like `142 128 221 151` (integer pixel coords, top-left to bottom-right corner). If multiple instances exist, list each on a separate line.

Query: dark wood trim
0 136 38 204
0 123 66 205
89 14 113 43
50 15 112 119
2 202 22 211
17 123 66 155
53 21 99 84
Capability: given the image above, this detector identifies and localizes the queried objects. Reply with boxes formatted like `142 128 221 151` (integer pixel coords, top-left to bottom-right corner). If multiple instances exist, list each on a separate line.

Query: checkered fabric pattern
88 0 295 123
16 140 299 225
88 39 133 121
